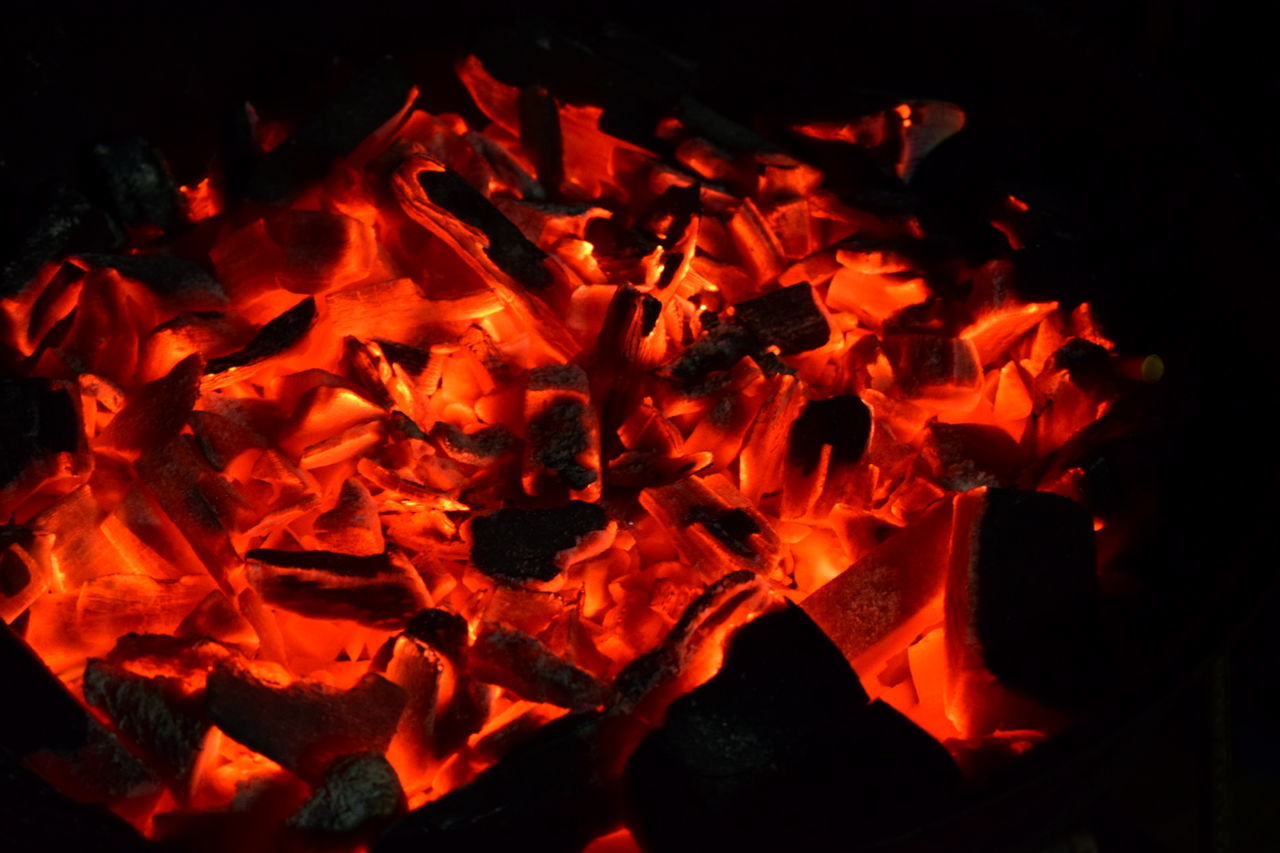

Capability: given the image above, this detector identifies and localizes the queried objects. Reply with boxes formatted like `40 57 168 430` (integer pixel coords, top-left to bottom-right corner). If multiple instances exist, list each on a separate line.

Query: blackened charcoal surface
684 507 759 558
0 622 90 755
624 603 958 853
975 489 1099 705
87 138 180 231
287 752 405 832
79 253 227 306
374 711 613 853
248 61 412 203
470 501 607 583
417 168 552 291
404 609 470 664
203 297 316 375
518 85 564 195
468 623 609 709
246 548 393 577
787 394 872 474
1052 337 1111 389
375 339 432 375
927 421 1026 488
430 422 518 464
668 322 755 385
732 282 829 355
529 398 595 490
0 378 79 486
0 184 121 298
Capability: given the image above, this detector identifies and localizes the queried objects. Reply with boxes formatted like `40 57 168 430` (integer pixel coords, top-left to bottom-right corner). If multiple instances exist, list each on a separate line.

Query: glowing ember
0 55 1157 850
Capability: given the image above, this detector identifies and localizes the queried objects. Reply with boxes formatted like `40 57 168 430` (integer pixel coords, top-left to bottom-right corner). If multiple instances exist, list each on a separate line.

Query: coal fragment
78 253 227 308
0 622 89 755
684 507 759 558
518 85 564 195
287 752 405 832
87 138 181 232
374 711 614 853
430 422 518 465
245 548 429 628
667 322 756 385
248 61 413 203
0 378 80 486
416 168 552 291
0 184 120 299
470 501 607 583
203 297 316 375
403 608 470 664
624 603 958 852
786 394 872 474
925 421 1027 489
205 664 406 782
97 354 203 454
528 398 595 490
468 623 609 709
732 282 829 355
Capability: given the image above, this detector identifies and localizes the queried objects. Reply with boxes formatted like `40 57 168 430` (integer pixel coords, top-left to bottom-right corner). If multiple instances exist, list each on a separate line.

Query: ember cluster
0 55 1144 851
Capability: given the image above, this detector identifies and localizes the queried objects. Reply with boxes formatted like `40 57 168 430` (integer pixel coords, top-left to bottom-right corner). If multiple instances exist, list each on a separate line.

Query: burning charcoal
923 422 1027 489
1 538 46 623
896 101 967 182
87 137 181 231
205 663 406 782
945 488 1099 737
468 622 609 710
666 321 755 387
175 591 258 650
375 633 443 778
731 282 830 356
524 364 601 500
404 608 470 664
639 474 781 577
245 548 429 629
430 422 518 465
469 501 610 583
314 478 385 556
248 60 414 203
190 409 267 472
97 354 203 456
212 210 376 298
0 184 120 299
82 659 211 792
203 297 317 379
374 711 615 853
0 378 81 487
787 394 872 473
803 496 955 672
882 333 982 402
518 85 565 195
624 604 958 853
287 752 405 832
1 621 91 756
78 253 227 309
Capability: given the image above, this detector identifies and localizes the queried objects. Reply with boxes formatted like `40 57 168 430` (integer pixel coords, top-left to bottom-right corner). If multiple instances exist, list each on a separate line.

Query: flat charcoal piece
639 474 781 576
946 488 1099 724
518 85 565 194
403 608 470 665
248 60 413 203
203 297 317 376
666 321 756 386
82 658 210 790
787 394 872 474
87 138 180 231
468 622 609 710
730 281 830 355
469 501 608 583
624 604 958 853
416 166 553 291
524 365 600 497
245 548 429 629
205 664 406 782
313 478 385 556
0 184 120 299
97 354 203 455
0 378 80 486
1 621 90 756
430 422 518 465
287 752 405 832
882 333 982 399
374 711 615 853
924 422 1028 490
78 253 227 308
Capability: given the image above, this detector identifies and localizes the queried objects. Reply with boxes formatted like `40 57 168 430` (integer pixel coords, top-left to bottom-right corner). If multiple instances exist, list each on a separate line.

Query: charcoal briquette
469 501 607 583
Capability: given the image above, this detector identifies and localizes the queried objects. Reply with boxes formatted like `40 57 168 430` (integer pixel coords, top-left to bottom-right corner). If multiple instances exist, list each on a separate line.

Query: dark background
2 1 1277 849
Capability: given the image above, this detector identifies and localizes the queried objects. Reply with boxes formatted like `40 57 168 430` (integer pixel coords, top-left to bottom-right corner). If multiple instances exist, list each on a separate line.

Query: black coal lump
974 488 1099 707
0 184 121 298
416 167 552 291
528 397 595 490
787 394 872 474
731 281 830 355
245 548 393 577
470 501 607 583
79 253 227 307
0 378 79 487
87 137 180 232
373 711 614 853
684 506 759 558
203 296 316 375
624 603 959 853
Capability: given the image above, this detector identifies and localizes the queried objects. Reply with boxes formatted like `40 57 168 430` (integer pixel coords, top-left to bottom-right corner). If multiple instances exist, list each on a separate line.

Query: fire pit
1 7 1272 853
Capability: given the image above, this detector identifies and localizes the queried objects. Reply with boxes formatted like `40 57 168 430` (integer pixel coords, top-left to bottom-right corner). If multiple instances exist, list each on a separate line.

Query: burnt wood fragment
403 608 470 665
0 378 80 486
98 354 203 455
87 138 181 232
203 297 317 376
287 752 405 832
667 321 756 386
374 711 615 853
528 398 594 490
245 548 429 628
430 422 518 465
684 507 760 559
625 603 958 852
468 622 609 710
731 282 829 355
79 254 227 308
518 85 564 195
247 60 413 203
470 501 608 583
205 664 406 782
787 394 872 474
0 184 121 299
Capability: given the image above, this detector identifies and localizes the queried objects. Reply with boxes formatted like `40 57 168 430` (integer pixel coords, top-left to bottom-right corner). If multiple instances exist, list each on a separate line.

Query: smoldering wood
78 254 228 309
0 184 121 299
430 422 518 465
244 548 429 628
518 85 564 196
469 501 608 583
786 393 872 474
0 378 79 486
203 296 317 376
468 622 610 710
286 751 405 833
86 137 181 232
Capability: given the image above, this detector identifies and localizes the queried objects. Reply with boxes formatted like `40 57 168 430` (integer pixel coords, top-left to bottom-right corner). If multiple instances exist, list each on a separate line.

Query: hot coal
203 297 317 375
731 282 829 355
0 622 90 756
468 622 609 710
86 137 180 232
374 711 615 853
248 60 412 204
430 422 518 465
518 85 564 196
287 751 405 833
528 398 595 490
624 603 958 852
0 184 120 299
374 339 433 375
925 421 1027 489
786 394 872 474
205 665 406 783
470 501 607 583
683 507 760 558
97 354 203 454
667 321 756 386
0 378 79 486
245 548 429 628
403 608 470 665
416 167 553 291
78 254 227 308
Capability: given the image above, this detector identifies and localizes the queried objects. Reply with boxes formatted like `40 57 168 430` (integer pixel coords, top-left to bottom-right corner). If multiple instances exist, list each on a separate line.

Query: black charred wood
247 60 412 204
78 254 227 309
374 711 615 853
528 397 595 490
470 501 607 583
787 394 872 475
245 548 427 628
0 621 90 756
375 339 433 375
430 422 518 465
623 603 959 852
926 421 1027 489
468 623 609 710
0 378 79 486
518 85 564 196
732 281 829 356
287 752 405 833
1052 337 1113 392
404 608 470 665
87 137 181 232
203 296 316 375
667 322 755 387
0 184 121 299
684 507 760 559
